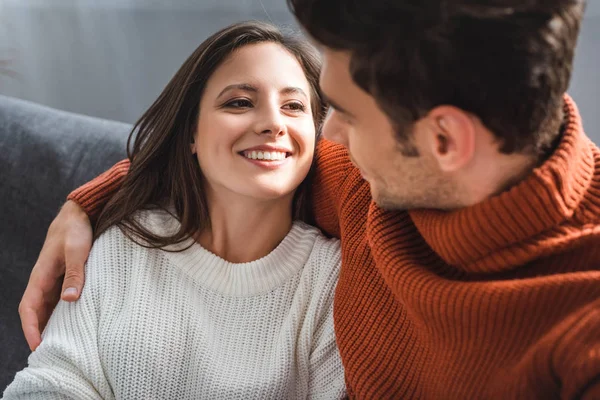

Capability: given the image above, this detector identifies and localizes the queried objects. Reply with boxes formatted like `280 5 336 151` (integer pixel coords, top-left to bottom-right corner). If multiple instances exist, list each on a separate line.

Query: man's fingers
61 233 91 301
19 263 57 350
61 267 84 301
19 294 42 351
19 201 93 348
19 269 63 350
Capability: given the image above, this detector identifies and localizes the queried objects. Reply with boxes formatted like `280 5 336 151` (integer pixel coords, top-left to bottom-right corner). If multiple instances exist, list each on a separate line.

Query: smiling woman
193 42 316 232
93 22 326 249
3 21 345 400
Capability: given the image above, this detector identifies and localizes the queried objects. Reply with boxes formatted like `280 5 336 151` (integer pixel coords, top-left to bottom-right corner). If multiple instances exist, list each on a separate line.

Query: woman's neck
197 190 295 263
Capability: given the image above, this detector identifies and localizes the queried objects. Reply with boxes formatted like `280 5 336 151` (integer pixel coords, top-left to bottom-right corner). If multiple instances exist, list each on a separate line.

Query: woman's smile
239 144 293 170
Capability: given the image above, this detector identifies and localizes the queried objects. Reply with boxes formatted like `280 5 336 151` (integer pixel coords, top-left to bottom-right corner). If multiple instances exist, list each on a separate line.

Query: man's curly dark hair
289 0 586 155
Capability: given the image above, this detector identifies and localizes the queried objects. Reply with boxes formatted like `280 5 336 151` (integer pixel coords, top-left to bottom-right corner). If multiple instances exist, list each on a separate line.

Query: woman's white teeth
244 151 287 161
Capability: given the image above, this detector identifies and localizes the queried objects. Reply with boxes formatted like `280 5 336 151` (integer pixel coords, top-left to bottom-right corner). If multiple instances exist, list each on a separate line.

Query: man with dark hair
290 0 584 209
19 1 600 398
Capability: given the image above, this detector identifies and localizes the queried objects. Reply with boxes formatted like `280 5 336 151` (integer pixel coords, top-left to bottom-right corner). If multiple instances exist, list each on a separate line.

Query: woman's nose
254 106 285 136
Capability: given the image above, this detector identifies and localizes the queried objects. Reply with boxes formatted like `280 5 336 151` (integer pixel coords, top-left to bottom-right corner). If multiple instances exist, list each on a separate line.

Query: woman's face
193 42 316 205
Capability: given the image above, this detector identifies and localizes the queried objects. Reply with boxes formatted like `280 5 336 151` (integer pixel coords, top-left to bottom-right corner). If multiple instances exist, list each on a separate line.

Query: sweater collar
372 95 597 274
140 211 318 296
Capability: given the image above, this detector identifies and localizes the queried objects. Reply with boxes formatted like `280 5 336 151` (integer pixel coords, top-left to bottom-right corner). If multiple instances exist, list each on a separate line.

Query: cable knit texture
60 95 600 399
3 215 345 400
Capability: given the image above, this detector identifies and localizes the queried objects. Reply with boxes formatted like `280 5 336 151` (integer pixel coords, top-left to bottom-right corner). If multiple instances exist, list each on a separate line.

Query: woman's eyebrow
216 83 258 100
280 87 308 99
216 84 308 101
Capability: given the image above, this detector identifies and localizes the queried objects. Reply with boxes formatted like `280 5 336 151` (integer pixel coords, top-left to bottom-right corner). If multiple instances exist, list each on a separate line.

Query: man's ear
426 106 476 173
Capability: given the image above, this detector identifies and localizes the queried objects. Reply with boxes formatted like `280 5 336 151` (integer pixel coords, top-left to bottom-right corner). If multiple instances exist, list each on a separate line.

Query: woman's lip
240 145 293 154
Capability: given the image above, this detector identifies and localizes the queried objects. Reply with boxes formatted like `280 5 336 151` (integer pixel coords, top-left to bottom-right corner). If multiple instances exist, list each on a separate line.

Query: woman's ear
190 136 196 155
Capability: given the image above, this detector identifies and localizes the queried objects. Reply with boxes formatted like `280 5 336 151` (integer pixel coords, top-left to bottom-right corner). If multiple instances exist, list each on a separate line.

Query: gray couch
0 95 130 390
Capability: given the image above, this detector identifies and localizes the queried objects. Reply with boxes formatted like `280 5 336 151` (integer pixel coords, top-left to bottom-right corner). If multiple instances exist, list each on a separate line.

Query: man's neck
492 154 540 197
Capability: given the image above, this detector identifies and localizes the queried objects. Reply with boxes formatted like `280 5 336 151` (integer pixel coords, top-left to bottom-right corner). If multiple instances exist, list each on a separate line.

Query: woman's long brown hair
94 21 326 249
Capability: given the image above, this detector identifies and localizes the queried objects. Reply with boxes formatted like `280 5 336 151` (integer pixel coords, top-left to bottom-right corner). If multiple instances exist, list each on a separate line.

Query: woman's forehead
207 43 310 91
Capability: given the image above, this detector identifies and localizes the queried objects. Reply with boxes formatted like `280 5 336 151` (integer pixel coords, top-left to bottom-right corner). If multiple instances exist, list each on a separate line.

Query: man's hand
19 201 93 351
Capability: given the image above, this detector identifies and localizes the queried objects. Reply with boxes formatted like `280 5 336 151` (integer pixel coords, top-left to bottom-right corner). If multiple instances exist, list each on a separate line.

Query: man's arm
555 300 600 400
19 140 364 351
19 159 129 351
67 159 131 223
312 139 370 240
492 298 600 399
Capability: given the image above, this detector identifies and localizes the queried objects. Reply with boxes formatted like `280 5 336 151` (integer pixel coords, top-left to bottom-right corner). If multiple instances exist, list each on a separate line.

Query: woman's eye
283 102 306 112
225 99 253 108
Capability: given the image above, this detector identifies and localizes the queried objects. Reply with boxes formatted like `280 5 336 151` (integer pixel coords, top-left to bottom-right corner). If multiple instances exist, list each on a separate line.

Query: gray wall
1 0 598 143
570 15 600 144
0 0 297 123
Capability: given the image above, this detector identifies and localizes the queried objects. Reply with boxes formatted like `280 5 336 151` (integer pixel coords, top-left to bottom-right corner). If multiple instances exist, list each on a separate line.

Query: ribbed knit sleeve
582 383 600 400
67 159 130 223
312 139 370 240
553 300 600 400
3 235 114 399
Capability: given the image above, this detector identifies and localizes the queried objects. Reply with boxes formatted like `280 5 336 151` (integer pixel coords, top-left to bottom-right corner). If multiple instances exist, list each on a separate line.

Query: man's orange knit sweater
69 95 600 399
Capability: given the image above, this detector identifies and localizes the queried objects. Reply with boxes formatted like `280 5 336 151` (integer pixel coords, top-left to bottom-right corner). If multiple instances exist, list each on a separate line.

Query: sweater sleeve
554 299 600 400
67 159 130 223
306 237 346 400
307 299 346 400
312 139 370 240
3 237 115 400
581 383 600 400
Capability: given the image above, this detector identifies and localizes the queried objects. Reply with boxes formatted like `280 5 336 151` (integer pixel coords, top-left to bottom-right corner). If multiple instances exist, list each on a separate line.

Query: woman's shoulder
85 210 175 296
292 221 341 281
90 208 176 266
92 224 135 254
290 222 340 328
293 221 341 252
95 208 178 243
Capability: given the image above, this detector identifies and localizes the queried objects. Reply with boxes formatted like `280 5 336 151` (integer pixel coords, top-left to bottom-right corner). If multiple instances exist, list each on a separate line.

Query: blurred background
0 0 297 123
0 0 599 392
0 0 598 143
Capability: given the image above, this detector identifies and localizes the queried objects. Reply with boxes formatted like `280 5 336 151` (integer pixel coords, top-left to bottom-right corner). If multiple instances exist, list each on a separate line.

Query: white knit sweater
4 212 345 400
